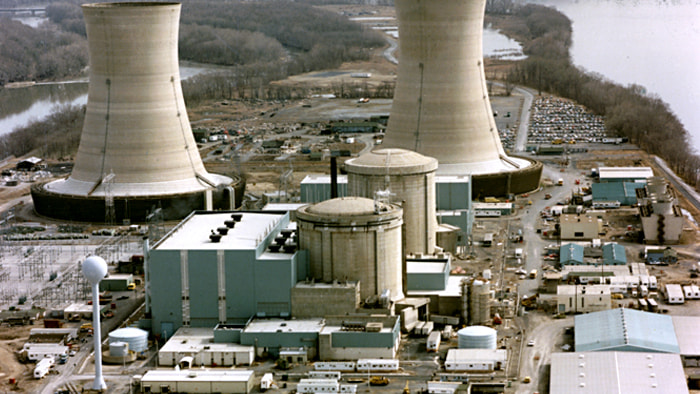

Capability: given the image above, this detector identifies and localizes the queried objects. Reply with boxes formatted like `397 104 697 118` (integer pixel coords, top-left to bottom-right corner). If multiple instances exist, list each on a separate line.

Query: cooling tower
31 2 240 222
345 148 438 255
383 0 541 197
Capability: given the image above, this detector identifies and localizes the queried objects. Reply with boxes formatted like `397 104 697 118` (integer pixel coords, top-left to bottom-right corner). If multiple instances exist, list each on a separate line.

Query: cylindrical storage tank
457 326 497 349
109 341 129 357
469 280 491 325
296 197 404 301
345 148 438 255
108 327 148 353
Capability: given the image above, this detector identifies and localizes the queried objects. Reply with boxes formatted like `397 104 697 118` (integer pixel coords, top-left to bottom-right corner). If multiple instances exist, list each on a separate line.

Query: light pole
82 255 108 391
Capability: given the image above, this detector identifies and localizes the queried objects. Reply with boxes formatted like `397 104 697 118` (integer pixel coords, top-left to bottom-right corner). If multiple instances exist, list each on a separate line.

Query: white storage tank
457 326 497 349
108 327 148 353
109 341 129 357
296 197 404 301
345 148 438 255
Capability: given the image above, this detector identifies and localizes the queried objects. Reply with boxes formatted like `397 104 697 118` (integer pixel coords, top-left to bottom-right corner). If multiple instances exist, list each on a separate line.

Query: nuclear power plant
382 0 542 196
31 2 240 222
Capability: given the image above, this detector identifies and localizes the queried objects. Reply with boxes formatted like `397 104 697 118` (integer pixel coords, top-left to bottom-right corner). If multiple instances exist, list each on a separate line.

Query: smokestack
382 0 541 195
330 156 338 199
31 2 234 222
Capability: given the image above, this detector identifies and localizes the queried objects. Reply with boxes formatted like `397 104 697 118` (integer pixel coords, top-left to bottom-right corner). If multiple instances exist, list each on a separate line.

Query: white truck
261 373 274 391
34 357 54 379
427 331 441 352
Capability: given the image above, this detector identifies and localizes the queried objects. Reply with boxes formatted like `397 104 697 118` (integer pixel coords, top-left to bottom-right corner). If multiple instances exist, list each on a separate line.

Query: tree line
488 3 700 188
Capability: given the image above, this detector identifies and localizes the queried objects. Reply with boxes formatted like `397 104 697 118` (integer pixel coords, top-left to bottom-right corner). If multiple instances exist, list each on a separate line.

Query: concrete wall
291 283 360 318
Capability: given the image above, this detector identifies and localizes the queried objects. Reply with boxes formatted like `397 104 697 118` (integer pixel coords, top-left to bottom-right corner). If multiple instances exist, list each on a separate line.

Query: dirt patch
0 322 41 393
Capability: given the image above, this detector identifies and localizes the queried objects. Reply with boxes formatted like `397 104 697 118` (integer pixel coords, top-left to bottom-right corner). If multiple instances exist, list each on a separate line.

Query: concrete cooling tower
31 2 239 222
383 0 541 197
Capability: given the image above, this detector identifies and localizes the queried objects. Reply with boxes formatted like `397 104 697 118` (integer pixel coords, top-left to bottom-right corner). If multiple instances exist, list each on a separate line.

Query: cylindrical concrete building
383 0 541 196
31 2 238 222
296 197 404 302
345 148 438 255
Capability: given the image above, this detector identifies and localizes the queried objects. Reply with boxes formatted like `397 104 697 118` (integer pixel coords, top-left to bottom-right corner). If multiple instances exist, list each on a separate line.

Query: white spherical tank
108 327 148 353
457 326 497 349
296 197 404 301
345 148 438 255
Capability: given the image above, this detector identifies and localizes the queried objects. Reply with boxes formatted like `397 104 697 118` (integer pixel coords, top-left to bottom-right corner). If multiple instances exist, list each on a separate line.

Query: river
526 0 700 153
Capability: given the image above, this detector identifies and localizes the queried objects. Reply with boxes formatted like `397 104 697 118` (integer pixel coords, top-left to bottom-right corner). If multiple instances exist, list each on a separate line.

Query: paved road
383 36 398 65
513 87 535 152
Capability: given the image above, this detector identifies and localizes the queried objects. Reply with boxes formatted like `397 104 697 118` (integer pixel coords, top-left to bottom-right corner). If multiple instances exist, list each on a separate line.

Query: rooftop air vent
224 220 236 229
268 244 282 253
217 227 229 235
231 213 243 222
209 231 222 243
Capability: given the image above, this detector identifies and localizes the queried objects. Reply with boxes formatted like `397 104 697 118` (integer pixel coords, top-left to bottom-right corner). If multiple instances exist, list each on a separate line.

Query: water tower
382 0 541 196
31 2 241 222
82 255 108 391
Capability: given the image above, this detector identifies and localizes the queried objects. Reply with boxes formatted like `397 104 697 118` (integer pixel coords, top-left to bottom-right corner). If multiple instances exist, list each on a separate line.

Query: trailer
666 284 685 304
427 331 441 352
356 359 400 372
647 298 658 312
309 371 342 380
261 373 274 391
314 361 356 372
683 285 700 300
297 379 339 393
33 357 54 379
637 298 648 310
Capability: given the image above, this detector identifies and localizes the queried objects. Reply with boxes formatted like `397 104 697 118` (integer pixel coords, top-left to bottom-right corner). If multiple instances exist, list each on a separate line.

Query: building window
574 232 584 237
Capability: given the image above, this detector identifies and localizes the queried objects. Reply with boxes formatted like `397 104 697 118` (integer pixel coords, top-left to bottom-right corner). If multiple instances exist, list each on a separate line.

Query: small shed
16 156 43 171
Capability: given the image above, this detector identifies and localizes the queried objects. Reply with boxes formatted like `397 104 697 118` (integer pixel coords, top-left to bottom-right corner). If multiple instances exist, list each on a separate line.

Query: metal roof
575 308 679 353
141 369 254 383
155 211 286 250
560 243 584 264
597 166 654 180
671 316 700 356
602 243 627 264
550 352 688 394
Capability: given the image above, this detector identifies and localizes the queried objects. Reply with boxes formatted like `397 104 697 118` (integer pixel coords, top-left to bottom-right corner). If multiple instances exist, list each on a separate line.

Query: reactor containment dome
345 148 438 256
31 2 240 222
296 197 404 302
382 0 541 197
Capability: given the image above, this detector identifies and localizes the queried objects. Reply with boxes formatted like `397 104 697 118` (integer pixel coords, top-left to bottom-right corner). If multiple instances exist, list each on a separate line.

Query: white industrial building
683 284 700 299
21 343 69 362
550 352 688 394
158 327 254 367
559 214 602 240
556 284 611 314
444 349 507 372
637 177 683 244
671 315 700 367
139 369 254 394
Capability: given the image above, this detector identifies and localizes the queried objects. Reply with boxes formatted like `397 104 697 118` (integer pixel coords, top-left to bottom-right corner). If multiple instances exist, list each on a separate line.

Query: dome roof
345 148 438 175
109 327 148 339
306 197 388 217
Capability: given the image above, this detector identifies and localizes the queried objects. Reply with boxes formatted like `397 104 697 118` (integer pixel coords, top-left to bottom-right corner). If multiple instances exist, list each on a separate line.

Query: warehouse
591 181 645 206
559 214 602 240
559 243 584 265
158 327 254 367
300 174 348 203
444 349 507 372
406 255 451 291
596 166 653 183
550 352 688 394
139 369 255 394
601 243 627 265
671 315 700 367
574 308 679 353
556 284 611 314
